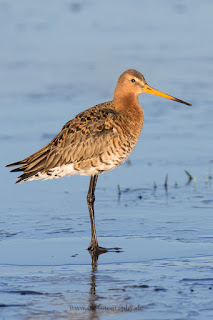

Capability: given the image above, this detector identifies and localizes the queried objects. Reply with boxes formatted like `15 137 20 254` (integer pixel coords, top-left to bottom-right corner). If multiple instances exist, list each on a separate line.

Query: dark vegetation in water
117 169 212 199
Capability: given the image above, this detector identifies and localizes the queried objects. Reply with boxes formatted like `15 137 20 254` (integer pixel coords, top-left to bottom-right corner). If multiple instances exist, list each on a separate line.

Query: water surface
1 1 213 319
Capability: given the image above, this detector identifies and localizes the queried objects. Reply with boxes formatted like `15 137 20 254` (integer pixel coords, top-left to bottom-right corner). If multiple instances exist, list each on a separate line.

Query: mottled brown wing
44 103 120 169
6 102 122 181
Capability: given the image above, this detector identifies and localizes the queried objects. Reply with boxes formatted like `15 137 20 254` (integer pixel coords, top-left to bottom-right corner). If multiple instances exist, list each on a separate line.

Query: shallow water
1 1 213 319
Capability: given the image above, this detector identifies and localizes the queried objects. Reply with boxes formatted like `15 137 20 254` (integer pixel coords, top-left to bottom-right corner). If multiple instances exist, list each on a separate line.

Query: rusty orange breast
113 93 144 144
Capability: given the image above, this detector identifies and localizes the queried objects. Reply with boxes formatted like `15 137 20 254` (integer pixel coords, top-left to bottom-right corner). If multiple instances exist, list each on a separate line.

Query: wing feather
6 102 122 182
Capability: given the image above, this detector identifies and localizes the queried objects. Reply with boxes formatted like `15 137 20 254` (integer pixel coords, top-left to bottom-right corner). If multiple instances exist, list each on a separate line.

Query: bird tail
6 145 50 183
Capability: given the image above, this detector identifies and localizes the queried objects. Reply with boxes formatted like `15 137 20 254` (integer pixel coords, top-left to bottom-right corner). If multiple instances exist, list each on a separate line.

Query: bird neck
112 92 144 146
113 92 144 138
113 91 142 115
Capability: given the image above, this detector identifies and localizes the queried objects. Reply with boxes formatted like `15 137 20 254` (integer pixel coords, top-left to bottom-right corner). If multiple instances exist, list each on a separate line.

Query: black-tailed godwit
6 69 191 254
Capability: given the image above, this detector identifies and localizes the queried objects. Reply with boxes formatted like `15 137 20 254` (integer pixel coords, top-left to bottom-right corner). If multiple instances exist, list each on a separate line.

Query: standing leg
87 175 98 247
87 175 107 254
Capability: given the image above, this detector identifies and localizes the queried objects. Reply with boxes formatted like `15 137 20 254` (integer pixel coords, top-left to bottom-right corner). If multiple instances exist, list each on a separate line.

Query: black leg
87 175 107 255
87 175 98 246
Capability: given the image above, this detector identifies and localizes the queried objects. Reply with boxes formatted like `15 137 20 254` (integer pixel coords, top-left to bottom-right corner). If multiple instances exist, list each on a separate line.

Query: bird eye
131 79 136 83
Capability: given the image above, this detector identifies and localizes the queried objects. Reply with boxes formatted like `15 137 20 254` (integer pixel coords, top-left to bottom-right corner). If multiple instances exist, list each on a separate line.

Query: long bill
144 84 191 106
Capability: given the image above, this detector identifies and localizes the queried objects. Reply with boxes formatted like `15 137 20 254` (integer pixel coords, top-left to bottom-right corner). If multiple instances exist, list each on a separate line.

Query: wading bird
6 69 191 255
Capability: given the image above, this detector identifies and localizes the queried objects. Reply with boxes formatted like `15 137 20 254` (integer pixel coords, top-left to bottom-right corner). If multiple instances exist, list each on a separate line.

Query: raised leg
87 175 107 255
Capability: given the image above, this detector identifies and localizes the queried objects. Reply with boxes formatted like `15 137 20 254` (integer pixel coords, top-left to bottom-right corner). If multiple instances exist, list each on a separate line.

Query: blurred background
0 1 213 319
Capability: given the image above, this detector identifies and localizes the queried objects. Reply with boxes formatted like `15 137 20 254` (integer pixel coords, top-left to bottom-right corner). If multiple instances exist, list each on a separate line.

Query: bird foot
88 242 107 255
